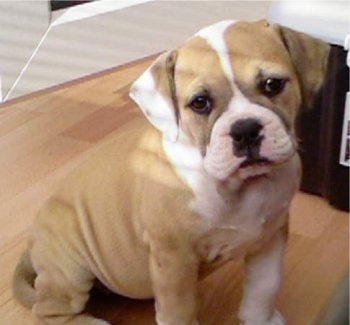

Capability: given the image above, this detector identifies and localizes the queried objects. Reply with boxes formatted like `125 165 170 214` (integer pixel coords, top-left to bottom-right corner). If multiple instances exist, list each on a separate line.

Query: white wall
1 0 270 102
268 0 349 46
0 0 50 101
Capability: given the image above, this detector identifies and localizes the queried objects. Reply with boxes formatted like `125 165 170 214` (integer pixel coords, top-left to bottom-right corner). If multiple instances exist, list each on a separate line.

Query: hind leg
31 248 110 325
33 270 110 325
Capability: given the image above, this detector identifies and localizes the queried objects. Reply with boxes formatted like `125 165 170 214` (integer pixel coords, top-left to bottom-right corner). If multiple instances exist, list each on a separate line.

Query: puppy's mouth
239 157 271 168
235 157 272 180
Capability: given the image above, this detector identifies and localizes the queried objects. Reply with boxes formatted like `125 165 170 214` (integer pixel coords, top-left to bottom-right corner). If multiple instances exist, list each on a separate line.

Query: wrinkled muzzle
203 104 296 180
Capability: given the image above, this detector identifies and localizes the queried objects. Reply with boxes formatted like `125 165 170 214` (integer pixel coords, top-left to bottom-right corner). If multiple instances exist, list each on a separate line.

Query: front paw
240 310 285 325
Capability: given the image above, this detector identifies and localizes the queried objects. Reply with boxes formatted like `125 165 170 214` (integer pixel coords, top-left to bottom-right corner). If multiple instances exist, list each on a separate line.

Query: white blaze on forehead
195 20 250 110
195 20 237 88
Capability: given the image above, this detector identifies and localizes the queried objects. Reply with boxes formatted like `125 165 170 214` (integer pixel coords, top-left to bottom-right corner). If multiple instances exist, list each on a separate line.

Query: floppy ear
129 50 180 142
277 25 330 108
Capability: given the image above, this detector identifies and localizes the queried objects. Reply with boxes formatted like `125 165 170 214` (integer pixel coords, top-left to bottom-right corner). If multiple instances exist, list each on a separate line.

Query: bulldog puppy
13 20 329 325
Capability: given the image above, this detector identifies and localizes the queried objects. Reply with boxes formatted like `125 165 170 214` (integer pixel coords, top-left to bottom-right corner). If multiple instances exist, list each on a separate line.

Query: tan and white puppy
13 20 329 325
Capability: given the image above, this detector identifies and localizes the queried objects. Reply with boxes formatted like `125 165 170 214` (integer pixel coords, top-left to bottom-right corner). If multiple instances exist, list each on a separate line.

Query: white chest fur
163 135 300 263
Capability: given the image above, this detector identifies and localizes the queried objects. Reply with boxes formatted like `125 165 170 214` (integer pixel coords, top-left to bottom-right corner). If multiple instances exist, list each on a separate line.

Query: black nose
230 118 263 157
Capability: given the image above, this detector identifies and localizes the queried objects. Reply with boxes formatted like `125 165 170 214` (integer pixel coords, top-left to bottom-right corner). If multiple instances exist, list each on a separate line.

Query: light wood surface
0 57 348 325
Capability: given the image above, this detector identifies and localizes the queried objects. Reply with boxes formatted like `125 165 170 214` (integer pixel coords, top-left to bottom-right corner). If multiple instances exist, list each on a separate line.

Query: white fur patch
239 231 287 325
162 132 203 191
196 20 236 86
129 59 179 142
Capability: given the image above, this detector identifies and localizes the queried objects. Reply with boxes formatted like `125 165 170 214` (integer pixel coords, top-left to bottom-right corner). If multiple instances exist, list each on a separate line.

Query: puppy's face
131 20 329 181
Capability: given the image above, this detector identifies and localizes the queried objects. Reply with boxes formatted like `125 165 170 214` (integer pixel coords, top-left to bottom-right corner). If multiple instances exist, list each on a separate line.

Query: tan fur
277 24 330 108
225 21 303 121
13 118 203 324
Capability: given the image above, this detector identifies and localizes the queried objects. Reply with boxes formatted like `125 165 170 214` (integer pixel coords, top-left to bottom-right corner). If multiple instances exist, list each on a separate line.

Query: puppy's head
130 20 329 181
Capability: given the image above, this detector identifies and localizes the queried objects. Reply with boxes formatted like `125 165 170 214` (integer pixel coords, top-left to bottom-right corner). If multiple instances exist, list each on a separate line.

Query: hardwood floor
0 57 348 325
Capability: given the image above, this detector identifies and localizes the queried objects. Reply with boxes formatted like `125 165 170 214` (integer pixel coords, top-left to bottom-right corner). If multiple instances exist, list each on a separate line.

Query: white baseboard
5 1 270 101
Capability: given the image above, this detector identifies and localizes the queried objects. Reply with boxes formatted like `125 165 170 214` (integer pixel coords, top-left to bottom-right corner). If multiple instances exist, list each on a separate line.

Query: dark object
51 0 92 11
296 45 349 212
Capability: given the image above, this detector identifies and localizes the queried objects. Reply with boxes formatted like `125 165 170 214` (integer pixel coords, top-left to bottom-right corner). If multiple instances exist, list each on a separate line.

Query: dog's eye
189 95 213 114
260 78 287 97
